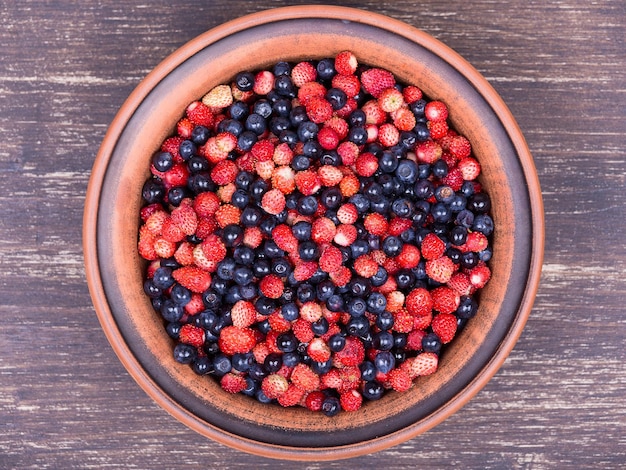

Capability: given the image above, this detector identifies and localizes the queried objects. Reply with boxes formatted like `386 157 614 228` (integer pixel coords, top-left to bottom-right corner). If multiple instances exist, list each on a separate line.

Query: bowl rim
83 5 544 461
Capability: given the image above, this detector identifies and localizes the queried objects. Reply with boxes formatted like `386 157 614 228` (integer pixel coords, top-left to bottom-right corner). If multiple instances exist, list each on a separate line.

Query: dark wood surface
2 1 625 468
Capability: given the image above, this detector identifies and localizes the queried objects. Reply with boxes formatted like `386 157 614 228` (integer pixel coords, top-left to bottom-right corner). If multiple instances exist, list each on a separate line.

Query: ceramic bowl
83 5 544 461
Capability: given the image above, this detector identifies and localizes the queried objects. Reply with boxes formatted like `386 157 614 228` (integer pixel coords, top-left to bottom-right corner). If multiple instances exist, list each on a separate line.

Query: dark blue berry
235 71 255 91
160 299 184 322
192 356 213 375
255 296 277 316
274 74 296 97
457 295 478 319
213 354 232 376
297 195 318 215
347 126 367 145
253 99 273 119
245 113 267 135
326 87 347 110
366 292 387 314
395 159 418 184
173 343 197 364
152 266 175 289
328 334 346 352
362 381 384 401
473 214 494 236
316 58 336 80
142 179 165 203
292 220 312 241
170 284 191 306
281 302 299 321
152 151 174 172
191 125 210 145
374 350 395 374
237 130 257 152
273 61 291 76
229 101 249 121
292 154 311 171
321 396 341 417
346 315 370 337
373 331 394 351
165 321 181 339
422 332 442 353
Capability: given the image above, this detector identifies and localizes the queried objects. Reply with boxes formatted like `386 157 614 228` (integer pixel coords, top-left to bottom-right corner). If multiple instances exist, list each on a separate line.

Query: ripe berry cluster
138 51 493 416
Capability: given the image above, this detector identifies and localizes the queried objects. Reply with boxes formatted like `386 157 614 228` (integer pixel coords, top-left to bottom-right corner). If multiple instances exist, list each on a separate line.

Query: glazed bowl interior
84 6 543 461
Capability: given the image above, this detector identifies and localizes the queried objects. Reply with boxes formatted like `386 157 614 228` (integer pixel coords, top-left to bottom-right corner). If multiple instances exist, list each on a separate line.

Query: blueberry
375 310 394 331
222 224 244 247
379 150 399 173
297 283 316 303
350 194 370 214
399 131 418 151
410 99 427 116
188 155 209 173
245 113 267 135
450 194 467 213
362 381 384 401
479 246 493 262
237 130 257 152
298 240 318 261
414 179 434 199
326 294 345 312
450 225 468 246
170 284 191 306
191 125 210 145
373 331 394 351
259 218 278 238
328 334 346 352
216 257 236 280
173 343 197 364
289 105 308 127
457 295 478 319
274 74 296 97
366 292 387 314
160 299 184 322
188 172 214 194
346 315 369 336
276 332 298 353
395 159 418 184
422 332 442 353
272 257 292 277
312 317 329 336
273 61 291 76
292 154 311 171
469 192 491 213
321 396 341 417
270 116 291 135
253 99 273 119
192 356 213 375
370 266 388 287
231 189 250 209
431 202 452 223
213 354 232 376
347 126 368 145
350 239 370 259
298 121 319 141
292 220 312 241
165 321 181 339
326 87 347 110
455 209 475 228
281 302 300 321
395 269 416 290
316 279 335 302
255 389 273 404
316 58 336 80
152 266 175 289
374 350 395 374
303 140 322 159
434 185 455 204
382 235 403 257
273 98 292 117
233 266 254 286
235 71 255 91
461 251 479 269
348 109 366 127
348 277 371 298
473 214 494 236
320 187 342 209
255 296 277 316
297 195 318 215
152 151 174 172
311 359 333 375
142 179 165 204
229 101 249 121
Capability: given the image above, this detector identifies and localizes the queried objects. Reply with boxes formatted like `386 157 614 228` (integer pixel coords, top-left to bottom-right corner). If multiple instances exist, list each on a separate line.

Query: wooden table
2 1 625 468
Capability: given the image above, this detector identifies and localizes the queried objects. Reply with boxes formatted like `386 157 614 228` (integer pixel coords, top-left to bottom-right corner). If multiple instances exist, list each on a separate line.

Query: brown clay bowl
83 5 544 461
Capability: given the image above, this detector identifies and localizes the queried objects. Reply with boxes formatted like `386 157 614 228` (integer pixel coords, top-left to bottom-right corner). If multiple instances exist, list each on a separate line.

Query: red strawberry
416 140 443 164
363 212 388 236
404 352 438 378
463 231 489 253
334 223 358 247
420 232 446 260
431 286 461 314
306 96 333 124
290 363 321 392
291 61 317 87
277 384 305 407
210 159 238 186
442 166 465 191
388 217 412 236
261 374 289 399
218 326 257 355
253 70 274 95
428 120 449 139
457 157 481 180
361 99 386 125
311 217 336 244
271 165 296 194
378 87 404 113
392 308 414 333
272 224 298 252
402 85 423 103
272 142 294 165
388 367 412 392
333 336 365 367
469 263 491 288
174 241 194 266
293 261 318 282
329 265 352 287
355 152 379 177
318 165 343 186
447 135 472 159
319 245 343 273
295 169 322 196
321 368 342 389
360 67 396 98
334 50 358 75
261 188 286 215
397 244 421 269
353 254 378 278
298 81 327 106
324 116 349 140
339 173 360 197
406 329 427 350
192 243 216 272
184 293 205 315
332 73 361 97
251 139 275 162
413 311 434 331
268 310 292 333
193 191 220 218
217 182 236 203
426 256 456 284
336 203 358 225
431 312 458 343
163 162 190 188
385 290 405 313
259 274 284 299
153 238 176 258
215 204 241 228
378 123 400 147
304 390 325 411
176 117 195 138
447 272 474 296
243 226 263 249
337 141 359 166
161 136 184 163
340 389 363 412
186 101 215 127
292 318 315 343
405 287 433 316
172 266 212 293
231 300 257 328
220 373 247 394
425 100 449 122
201 84 233 109
307 337 331 363
195 216 217 240
300 301 323 323
391 107 417 132
178 324 205 347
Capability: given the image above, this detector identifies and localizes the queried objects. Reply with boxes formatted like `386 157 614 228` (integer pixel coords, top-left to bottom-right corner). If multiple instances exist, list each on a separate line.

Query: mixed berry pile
138 51 493 416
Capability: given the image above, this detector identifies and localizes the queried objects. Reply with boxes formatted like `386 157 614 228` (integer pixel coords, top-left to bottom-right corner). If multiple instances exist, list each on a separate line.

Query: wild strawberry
469 263 491 288
252 341 271 365
420 233 446 260
404 352 438 378
431 286 461 314
291 363 320 392
295 169 322 196
272 142 293 165
219 326 257 355
334 224 358 247
214 204 241 228
426 256 456 284
253 70 274 95
318 165 343 186
397 244 421 269
176 117 195 138
388 367 412 392
172 266 211 293
333 336 365 367
251 139 274 162
378 87 404 113
220 373 247 394
363 213 388 236
337 141 359 166
161 136 184 162
261 374 289 399
334 50 358 75
355 152 379 177
231 82 254 102
138 232 157 261
360 67 396 98
210 159 238 186
259 273 284 299
298 81 327 106
304 390 326 411
192 244 216 272
291 61 317 87
143 210 167 236
447 135 472 159
329 266 352 287
163 162 190 188
261 188 286 215
200 233 227 263
272 224 298 252
424 100 448 122
385 290 405 313
178 324 205 347
378 123 400 147
292 318 315 343
339 173 360 197
442 166 465 191
201 84 233 109
271 165 296 194
319 245 343 273
463 231 489 252
195 216 217 240
184 293 205 315
268 310 292 333
448 272 474 296
216 182 236 203
174 241 194 266
336 97 358 118
402 85 423 103
193 191 220 218
406 328 427 350
388 217 412 236
311 217 336 244
361 99 386 125
307 337 331 363
243 226 263 249
323 116 349 140
335 203 358 225
457 157 481 180
293 261 318 282
340 389 363 412
392 308 414 333
391 107 417 132
405 287 433 316
329 71 359 97
306 96 333 124
277 384 305 407
186 101 215 127
353 255 378 278
416 140 443 164
321 368 342 389
255 159 274 180
153 238 176 258
230 300 257 328
431 312 458 343
428 120 449 139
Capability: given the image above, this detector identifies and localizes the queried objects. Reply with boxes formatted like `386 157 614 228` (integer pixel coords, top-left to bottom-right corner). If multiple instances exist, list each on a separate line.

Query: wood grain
1 0 625 468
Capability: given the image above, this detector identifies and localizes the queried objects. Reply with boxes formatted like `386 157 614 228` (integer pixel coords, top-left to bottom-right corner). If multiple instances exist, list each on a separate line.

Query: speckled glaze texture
83 5 544 461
